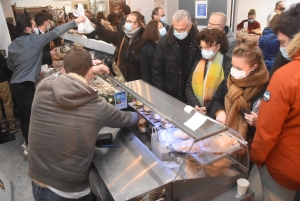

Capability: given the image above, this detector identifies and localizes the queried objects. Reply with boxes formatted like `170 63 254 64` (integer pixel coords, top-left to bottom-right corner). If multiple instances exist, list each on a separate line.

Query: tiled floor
0 131 263 201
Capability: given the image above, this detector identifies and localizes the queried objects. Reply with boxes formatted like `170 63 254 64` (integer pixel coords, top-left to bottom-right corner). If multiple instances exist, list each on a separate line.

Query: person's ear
251 64 258 71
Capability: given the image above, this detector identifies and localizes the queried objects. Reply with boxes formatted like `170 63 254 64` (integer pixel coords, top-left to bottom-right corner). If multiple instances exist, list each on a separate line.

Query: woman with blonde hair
237 9 261 34
209 33 269 170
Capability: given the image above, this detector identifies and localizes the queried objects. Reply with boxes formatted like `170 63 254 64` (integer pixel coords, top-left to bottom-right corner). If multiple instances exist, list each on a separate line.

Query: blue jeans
32 181 94 201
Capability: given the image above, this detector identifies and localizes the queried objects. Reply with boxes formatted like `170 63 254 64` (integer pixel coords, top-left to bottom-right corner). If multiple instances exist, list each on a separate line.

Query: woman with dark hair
140 20 166 84
96 11 114 31
185 28 230 113
94 12 145 81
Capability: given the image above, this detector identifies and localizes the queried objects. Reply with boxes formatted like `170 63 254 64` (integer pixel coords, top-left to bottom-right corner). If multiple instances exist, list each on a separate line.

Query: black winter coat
185 55 232 108
140 40 157 84
269 51 290 78
94 25 145 81
152 25 202 103
209 77 268 141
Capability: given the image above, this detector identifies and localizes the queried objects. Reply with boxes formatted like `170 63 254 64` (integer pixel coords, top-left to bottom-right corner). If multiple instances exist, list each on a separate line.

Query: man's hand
92 64 109 75
74 16 86 24
244 112 258 127
216 110 227 125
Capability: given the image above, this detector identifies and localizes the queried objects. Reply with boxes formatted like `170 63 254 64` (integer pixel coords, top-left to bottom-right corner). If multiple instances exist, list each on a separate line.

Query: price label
114 91 127 110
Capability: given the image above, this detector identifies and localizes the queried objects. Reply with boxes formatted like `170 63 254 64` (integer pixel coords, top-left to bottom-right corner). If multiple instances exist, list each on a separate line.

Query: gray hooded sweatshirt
27 73 138 192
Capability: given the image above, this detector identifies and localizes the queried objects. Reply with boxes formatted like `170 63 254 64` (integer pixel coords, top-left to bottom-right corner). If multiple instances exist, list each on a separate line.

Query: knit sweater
236 20 260 34
27 73 138 192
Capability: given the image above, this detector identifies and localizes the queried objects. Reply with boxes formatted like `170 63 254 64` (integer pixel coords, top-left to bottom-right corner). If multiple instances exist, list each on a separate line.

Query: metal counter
92 127 173 201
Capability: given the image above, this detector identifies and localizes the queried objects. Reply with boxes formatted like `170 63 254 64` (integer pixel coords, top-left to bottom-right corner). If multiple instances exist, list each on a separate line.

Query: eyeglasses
173 25 189 33
198 44 218 50
207 22 221 27
126 20 137 24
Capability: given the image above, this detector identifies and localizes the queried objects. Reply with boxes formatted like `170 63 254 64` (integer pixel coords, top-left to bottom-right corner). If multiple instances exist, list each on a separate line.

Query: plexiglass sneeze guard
107 77 249 184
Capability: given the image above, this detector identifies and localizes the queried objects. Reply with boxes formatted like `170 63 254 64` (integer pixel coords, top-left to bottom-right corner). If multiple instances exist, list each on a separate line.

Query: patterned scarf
225 63 269 139
192 51 224 106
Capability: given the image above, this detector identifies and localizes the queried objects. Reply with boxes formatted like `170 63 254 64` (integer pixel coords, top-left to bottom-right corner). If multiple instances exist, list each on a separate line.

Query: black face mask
280 7 285 12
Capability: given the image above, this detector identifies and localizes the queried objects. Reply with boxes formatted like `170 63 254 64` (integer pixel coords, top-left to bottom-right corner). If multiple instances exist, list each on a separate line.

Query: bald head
208 12 227 30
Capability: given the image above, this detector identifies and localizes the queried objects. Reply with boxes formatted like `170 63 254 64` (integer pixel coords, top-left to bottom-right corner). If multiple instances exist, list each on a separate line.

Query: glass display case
90 78 251 201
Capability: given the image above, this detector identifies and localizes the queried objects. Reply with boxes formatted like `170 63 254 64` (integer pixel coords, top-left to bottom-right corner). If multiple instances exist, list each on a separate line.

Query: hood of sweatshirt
50 73 97 108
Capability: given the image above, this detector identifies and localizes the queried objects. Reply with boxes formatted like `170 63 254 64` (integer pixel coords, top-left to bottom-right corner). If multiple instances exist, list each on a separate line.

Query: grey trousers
259 165 297 201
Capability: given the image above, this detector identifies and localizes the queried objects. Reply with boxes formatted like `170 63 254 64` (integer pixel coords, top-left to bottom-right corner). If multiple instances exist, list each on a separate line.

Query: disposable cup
236 178 249 198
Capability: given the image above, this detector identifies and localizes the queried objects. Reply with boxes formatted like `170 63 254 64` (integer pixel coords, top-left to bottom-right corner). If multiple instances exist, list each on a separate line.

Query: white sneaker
23 149 28 156
21 142 28 150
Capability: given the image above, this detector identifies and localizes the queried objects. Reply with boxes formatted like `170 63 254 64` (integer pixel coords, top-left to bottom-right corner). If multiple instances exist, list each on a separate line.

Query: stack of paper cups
236 178 249 198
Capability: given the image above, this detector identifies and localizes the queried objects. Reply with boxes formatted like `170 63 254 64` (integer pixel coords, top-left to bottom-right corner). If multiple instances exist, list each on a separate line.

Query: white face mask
201 45 218 59
280 46 291 61
47 24 50 31
33 27 39 34
230 67 247 79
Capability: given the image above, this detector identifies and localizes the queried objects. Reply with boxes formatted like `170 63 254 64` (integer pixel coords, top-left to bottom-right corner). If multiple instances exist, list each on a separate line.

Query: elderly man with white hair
207 12 236 75
152 10 202 103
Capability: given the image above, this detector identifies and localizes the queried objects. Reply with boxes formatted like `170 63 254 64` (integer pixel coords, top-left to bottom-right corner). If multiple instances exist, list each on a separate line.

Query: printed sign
114 91 127 110
195 1 208 19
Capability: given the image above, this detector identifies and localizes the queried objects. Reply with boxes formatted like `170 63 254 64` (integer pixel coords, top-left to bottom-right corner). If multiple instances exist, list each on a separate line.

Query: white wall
0 1 12 55
126 0 178 25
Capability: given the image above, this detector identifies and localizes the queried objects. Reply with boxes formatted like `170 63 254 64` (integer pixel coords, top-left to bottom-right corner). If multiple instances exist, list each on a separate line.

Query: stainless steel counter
92 127 173 201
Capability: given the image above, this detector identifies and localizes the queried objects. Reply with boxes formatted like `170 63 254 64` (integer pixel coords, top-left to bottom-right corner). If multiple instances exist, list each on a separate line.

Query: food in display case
138 118 148 133
199 158 232 177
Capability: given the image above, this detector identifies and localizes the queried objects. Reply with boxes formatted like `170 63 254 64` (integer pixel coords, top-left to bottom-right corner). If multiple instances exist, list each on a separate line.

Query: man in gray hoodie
207 12 236 75
28 48 139 201
7 15 86 155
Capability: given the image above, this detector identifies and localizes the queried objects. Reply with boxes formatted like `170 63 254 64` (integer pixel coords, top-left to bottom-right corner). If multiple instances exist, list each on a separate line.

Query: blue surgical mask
280 47 291 61
160 16 166 23
159 27 166 37
248 19 255 23
125 22 132 31
173 30 188 40
47 24 50 31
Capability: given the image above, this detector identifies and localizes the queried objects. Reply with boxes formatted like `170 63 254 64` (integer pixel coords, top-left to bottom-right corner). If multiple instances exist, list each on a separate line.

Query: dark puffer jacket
94 25 145 81
152 25 202 103
259 27 280 71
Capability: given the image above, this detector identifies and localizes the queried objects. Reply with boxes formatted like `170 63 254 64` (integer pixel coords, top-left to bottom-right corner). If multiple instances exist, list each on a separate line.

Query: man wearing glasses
152 10 202 103
151 7 170 31
207 12 236 71
35 12 57 65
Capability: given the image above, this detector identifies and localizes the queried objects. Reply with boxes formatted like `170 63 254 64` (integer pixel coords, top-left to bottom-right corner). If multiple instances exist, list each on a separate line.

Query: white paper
184 112 207 131
184 105 196 114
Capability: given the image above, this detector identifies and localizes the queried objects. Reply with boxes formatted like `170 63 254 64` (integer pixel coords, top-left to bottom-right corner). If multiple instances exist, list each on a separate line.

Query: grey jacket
7 21 76 84
27 73 138 192
225 25 236 59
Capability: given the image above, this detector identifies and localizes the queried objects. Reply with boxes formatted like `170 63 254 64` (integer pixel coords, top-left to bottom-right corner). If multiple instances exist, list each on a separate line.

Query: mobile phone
240 110 251 116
